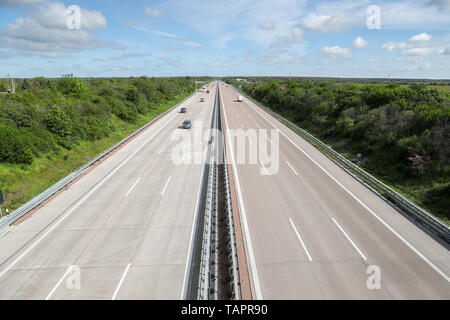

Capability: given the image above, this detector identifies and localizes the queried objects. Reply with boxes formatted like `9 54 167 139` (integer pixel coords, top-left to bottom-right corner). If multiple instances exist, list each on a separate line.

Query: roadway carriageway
219 82 450 299
0 83 217 299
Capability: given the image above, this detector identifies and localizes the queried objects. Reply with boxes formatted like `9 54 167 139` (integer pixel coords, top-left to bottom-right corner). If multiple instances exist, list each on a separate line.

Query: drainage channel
185 82 242 300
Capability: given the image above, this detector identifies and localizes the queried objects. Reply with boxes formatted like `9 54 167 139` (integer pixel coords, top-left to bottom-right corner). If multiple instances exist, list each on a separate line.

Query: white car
237 95 243 102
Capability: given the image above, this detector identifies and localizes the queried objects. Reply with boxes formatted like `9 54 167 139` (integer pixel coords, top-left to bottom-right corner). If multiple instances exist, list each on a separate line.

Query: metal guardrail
198 84 241 300
198 86 219 300
0 90 199 232
221 119 241 300
232 86 450 244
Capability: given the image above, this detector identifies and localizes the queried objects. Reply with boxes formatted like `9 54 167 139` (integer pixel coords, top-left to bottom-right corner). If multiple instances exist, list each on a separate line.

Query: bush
0 124 34 164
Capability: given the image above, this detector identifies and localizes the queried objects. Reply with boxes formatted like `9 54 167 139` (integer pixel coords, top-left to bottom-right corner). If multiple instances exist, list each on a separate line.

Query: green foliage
242 79 450 221
0 124 33 164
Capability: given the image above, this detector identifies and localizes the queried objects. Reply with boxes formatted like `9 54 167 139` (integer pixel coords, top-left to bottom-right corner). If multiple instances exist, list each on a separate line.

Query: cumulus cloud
381 42 409 51
301 12 360 33
409 33 432 42
144 7 163 18
321 46 352 58
0 2 107 57
353 36 369 48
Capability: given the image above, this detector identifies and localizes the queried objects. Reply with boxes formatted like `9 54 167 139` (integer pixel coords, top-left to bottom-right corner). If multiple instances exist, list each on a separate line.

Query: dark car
200 98 205 102
180 107 187 113
183 120 192 129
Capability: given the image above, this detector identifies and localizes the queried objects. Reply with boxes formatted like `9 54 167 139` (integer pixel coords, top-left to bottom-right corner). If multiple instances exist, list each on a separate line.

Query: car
237 95 243 102
182 120 192 129
206 90 210 94
200 98 205 102
180 107 187 113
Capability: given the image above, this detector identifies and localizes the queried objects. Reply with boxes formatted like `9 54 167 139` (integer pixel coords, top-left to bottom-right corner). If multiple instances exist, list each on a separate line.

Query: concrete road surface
219 82 450 299
0 83 217 300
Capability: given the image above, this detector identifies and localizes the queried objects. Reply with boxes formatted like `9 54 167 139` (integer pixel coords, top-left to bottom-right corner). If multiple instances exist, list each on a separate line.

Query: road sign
0 190 4 205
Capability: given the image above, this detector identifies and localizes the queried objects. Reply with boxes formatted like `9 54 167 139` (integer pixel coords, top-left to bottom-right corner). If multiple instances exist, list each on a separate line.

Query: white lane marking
266 137 272 145
161 176 172 196
289 219 312 261
245 97 450 283
221 87 263 299
259 160 268 175
125 177 141 198
45 265 73 300
0 94 194 280
158 144 166 154
286 161 298 176
332 218 367 261
111 263 131 300
181 85 216 299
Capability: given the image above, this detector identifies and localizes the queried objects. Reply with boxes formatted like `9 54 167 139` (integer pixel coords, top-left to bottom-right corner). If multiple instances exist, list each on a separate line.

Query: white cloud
269 27 303 48
401 47 435 56
301 12 360 33
160 0 307 47
0 2 107 56
381 41 409 51
213 35 232 49
353 36 369 48
321 46 352 58
409 33 432 42
258 21 276 31
144 7 163 18
368 59 376 63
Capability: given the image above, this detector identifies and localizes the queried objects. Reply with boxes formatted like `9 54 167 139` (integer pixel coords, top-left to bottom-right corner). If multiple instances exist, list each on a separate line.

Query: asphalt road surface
0 84 216 299
220 82 450 299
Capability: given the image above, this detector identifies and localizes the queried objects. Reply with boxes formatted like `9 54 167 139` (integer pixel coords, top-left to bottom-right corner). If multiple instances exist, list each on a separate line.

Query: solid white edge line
244 94 450 283
289 218 312 262
161 176 172 196
332 218 367 261
45 265 73 300
111 263 131 300
180 82 217 299
286 161 298 176
125 177 141 198
0 92 199 281
221 84 263 300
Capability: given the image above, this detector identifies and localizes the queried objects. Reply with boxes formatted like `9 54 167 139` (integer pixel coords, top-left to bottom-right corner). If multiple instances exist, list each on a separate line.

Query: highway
0 84 216 299
219 82 450 299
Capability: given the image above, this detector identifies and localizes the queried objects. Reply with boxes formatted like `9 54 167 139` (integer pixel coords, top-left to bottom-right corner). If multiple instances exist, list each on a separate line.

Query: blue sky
0 0 449 78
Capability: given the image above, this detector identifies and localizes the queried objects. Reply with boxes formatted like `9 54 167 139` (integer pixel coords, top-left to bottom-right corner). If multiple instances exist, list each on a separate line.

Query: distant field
427 85 450 92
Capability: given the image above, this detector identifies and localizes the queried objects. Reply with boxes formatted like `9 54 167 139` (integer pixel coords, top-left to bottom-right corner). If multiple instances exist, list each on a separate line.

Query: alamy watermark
366 5 381 30
66 5 81 30
366 265 381 290
170 121 280 176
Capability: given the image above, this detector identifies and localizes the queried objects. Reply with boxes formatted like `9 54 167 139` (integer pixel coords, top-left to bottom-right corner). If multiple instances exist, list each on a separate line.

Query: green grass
0 93 189 214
